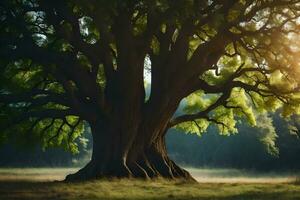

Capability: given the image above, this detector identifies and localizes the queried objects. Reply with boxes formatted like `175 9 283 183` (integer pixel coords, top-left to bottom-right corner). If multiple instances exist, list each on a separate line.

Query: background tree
1 0 300 181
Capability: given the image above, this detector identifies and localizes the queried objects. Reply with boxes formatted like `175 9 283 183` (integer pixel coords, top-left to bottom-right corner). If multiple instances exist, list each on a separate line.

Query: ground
0 168 300 200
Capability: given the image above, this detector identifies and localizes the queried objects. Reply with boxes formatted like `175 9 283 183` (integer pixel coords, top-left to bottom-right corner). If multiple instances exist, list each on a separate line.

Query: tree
1 0 300 181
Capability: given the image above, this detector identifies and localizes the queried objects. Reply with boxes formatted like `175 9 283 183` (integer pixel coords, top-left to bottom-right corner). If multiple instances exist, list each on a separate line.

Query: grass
0 168 300 200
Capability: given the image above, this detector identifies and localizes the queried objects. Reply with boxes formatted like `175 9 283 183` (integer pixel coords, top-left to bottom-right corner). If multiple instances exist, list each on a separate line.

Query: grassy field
0 168 300 200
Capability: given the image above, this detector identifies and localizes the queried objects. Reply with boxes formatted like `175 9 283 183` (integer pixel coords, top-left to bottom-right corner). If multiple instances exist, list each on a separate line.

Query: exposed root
65 156 195 182
136 155 158 178
65 135 195 182
128 162 150 179
65 161 98 182
168 160 196 181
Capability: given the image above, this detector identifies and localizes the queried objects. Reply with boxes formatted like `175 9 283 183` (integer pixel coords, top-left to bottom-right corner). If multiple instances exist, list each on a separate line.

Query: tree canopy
1 0 300 180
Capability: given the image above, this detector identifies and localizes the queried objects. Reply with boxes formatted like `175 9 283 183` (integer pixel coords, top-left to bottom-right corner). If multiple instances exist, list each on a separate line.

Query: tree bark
65 118 195 182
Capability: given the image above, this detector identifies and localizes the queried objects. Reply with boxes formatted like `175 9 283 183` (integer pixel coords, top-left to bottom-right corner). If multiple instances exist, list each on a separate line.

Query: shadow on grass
0 180 300 200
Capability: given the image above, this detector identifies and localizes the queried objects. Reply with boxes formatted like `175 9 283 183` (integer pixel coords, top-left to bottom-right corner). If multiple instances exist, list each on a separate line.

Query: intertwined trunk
64 20 196 181
65 104 194 181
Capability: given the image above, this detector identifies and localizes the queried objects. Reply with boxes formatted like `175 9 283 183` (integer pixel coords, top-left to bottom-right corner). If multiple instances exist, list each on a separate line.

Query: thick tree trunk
65 119 194 182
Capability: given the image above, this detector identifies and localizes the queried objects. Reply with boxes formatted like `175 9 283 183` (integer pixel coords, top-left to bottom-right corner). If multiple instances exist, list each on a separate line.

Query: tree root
65 157 195 182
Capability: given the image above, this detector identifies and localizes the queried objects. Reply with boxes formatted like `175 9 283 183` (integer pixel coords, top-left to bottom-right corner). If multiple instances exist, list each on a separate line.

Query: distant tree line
167 114 300 171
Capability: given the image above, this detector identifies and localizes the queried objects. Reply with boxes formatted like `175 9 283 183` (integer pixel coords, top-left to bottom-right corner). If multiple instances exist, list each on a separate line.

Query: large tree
1 0 300 181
